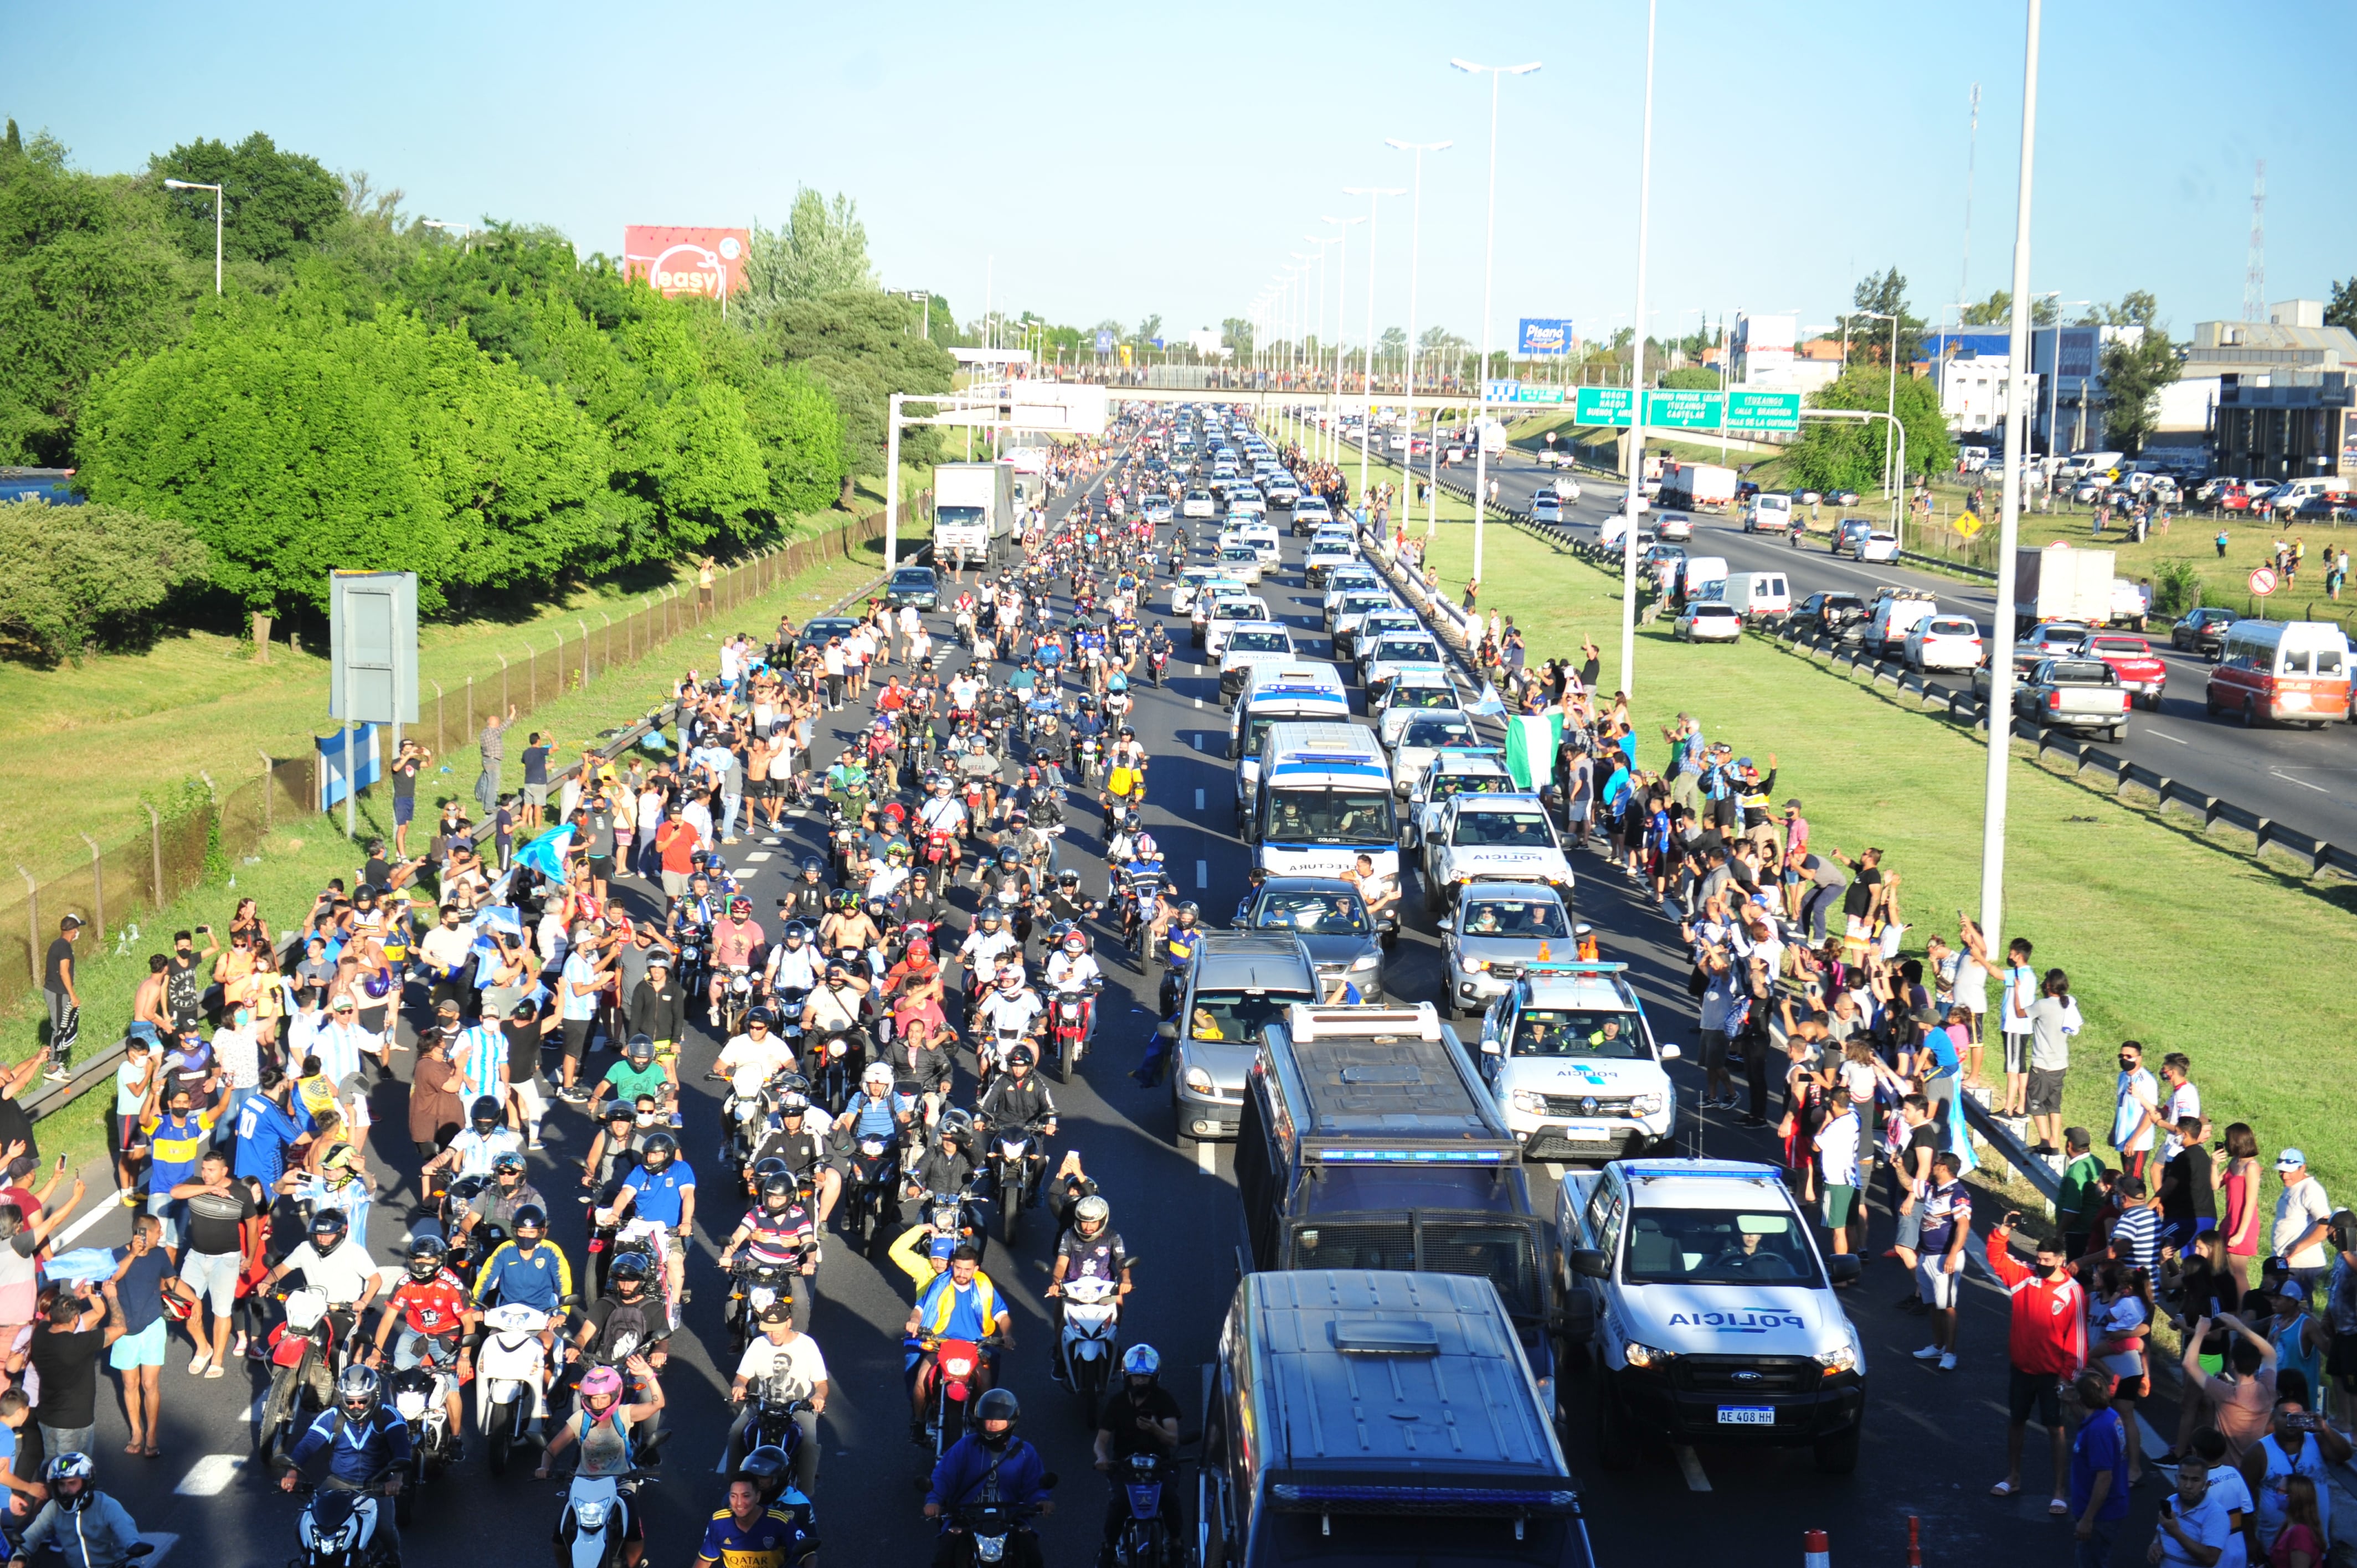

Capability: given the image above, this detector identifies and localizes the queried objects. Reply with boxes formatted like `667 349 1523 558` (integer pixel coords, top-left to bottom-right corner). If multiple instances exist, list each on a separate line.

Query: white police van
1227 665 1351 826
1248 723 1400 936
1558 1159 1866 1473
1474 961 1679 1160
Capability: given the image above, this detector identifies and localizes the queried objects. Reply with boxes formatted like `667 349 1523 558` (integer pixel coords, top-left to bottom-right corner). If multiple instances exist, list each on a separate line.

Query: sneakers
1912 1344 1944 1361
1937 1353 1957 1373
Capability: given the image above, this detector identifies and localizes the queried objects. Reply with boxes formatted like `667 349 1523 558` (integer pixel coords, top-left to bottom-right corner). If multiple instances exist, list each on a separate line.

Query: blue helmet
1122 1343 1161 1378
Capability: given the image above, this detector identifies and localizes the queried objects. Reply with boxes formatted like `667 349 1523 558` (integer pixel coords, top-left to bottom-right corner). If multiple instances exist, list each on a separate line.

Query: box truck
1657 460 1737 512
2013 543 2124 628
932 461 1014 568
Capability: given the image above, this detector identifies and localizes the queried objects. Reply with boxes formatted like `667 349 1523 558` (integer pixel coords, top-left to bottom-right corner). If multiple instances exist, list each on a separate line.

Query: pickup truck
2075 632 2167 710
2008 657 2130 741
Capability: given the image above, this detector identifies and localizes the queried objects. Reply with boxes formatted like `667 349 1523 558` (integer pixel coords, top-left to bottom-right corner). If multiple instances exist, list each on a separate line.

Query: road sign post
1723 390 1802 432
1574 386 1634 426
328 572 419 840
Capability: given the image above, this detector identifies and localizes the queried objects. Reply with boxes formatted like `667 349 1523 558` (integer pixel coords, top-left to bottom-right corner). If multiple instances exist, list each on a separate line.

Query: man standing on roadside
476 702 518 816
1984 1214 2088 1516
1911 1152 1970 1373
2110 1040 2161 1187
40 916 81 1080
2271 1151 2334 1298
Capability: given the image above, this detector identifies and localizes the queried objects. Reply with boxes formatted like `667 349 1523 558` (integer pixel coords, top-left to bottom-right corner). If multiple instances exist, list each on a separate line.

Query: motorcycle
1075 735 1102 788
1110 1452 1176 1567
1102 688 1134 724
290 1481 398 1568
476 1301 553 1476
922 1335 998 1459
940 1490 1052 1568
257 1286 338 1460
726 1257 801 1351
1057 1274 1122 1420
1146 646 1169 687
732 1375 814 1472
987 1123 1047 1245
923 1180 990 1265
385 1361 461 1520
719 971 758 1039
1046 987 1095 1082
554 1469 652 1568
838 1132 898 1251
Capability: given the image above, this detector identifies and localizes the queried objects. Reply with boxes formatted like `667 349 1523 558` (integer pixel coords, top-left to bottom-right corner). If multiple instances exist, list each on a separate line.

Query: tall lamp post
1606 5 1655 699
1342 185 1407 514
1386 138 1451 536
1452 58 1540 587
1305 230 1344 460
1320 215 1366 465
163 177 224 295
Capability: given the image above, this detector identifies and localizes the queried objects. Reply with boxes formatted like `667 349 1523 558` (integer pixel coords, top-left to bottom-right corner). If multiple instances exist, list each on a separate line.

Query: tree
1786 365 1954 493
737 188 878 327
1221 317 1253 359
766 288 954 508
1959 290 2058 327
0 499 209 664
1848 267 1926 369
149 132 348 269
2326 277 2357 333
1377 327 1407 365
1134 313 1163 349
1659 367 1721 391
2098 310 2180 454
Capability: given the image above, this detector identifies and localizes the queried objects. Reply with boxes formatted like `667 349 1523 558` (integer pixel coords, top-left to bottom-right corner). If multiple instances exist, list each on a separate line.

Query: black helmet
974 1386 1020 1448
1006 1045 1036 1071
1177 901 1200 924
405 1235 448 1282
738 1444 790 1502
309 1209 349 1246
512 1204 548 1236
640 1132 678 1170
1056 868 1080 888
782 921 810 946
604 1100 637 1126
491 1151 526 1179
607 1252 651 1292
759 1172 796 1210
625 1033 655 1066
997 844 1020 866
863 895 889 921
470 1095 502 1132
799 857 824 878
752 1156 789 1185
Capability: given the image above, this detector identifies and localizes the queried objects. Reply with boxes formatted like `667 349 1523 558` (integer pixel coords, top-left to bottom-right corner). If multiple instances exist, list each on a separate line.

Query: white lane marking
175 1455 244 1495
53 1193 116 1249
2147 729 2189 745
1196 861 1208 888
1673 1445 1712 1492
745 852 773 863
1195 790 1206 809
2271 769 2331 794
1196 1140 1217 1176
1190 734 1202 751
1194 697 1202 709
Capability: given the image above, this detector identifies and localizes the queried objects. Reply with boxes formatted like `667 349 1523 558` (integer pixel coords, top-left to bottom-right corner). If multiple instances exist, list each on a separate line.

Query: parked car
1825 488 1861 507
1654 511 1694 541
1903 614 1984 672
1854 530 1901 563
2169 606 2237 660
1830 518 1877 554
1674 602 1743 643
1795 591 1870 640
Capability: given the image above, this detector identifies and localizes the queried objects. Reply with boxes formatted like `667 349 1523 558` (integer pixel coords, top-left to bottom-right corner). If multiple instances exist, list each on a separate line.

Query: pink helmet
578 1366 625 1405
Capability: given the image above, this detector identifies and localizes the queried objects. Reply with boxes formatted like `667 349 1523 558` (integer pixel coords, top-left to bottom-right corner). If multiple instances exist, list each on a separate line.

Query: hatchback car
1674 602 1743 643
1904 615 1984 672
2169 606 2237 660
1530 493 1565 524
882 565 940 610
1237 878 1385 1003
1654 512 1693 541
1164 932 1320 1143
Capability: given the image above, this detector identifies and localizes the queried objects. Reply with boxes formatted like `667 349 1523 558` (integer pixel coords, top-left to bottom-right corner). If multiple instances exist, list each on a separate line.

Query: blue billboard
1517 318 1573 357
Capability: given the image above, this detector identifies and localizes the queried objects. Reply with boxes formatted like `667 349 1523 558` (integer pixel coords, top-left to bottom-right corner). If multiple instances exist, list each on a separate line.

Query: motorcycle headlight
394 1391 428 1420
1183 1067 1215 1095
574 1500 609 1531
1000 1139 1028 1159
1623 1341 1675 1370
1631 1091 1665 1116
1510 1090 1548 1115
1815 1342 1859 1378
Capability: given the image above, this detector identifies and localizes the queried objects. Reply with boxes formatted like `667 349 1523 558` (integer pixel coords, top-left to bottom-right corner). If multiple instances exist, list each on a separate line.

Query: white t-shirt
734 1332 830 1397
1815 1110 1861 1188
2204 1464 2254 1568
2274 1176 2334 1268
280 1239 383 1307
717 1034 796 1096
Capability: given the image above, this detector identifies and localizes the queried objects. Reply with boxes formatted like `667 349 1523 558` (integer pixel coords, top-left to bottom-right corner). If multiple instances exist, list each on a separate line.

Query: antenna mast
2243 159 2267 323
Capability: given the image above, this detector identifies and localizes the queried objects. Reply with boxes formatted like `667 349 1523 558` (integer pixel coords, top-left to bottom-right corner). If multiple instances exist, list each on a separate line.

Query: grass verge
1412 520 2354 1199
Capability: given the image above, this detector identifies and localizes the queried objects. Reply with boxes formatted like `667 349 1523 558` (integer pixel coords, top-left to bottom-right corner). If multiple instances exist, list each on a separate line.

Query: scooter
290 1480 398 1568
1057 1274 1122 1421
476 1301 552 1476
554 1468 652 1568
257 1286 338 1460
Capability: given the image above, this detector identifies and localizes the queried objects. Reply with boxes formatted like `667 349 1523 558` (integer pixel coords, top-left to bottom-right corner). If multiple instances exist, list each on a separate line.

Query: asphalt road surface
64 422 2190 1568
1468 445 2357 852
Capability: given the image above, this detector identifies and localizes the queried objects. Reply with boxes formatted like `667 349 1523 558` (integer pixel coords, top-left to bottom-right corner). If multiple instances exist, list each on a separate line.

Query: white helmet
1135 834 1159 858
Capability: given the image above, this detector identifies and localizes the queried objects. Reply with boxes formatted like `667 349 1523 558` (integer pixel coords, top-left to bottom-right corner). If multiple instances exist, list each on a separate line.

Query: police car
1402 750 1516 844
1416 790 1574 914
1473 960 1677 1151
1557 1159 1866 1473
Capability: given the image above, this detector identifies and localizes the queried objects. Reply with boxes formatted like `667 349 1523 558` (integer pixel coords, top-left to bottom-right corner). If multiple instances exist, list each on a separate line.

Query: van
1201 1270 1596 1568
2056 450 2125 481
1671 555 1727 607
1864 590 1940 658
1251 724 1399 924
1711 570 1791 621
2205 620 2354 727
1228 664 1352 822
1741 492 1793 534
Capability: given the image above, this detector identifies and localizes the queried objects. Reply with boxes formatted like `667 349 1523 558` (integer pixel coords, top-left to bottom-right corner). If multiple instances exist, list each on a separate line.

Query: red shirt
392 1270 472 1337
1985 1236 2088 1376
655 821 698 874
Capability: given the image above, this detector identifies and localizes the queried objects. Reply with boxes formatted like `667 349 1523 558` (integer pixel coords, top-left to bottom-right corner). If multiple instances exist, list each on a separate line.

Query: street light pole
1342 186 1406 517
163 178 224 295
1609 4 1656 700
1386 138 1450 536
1980 0 2045 964
1453 58 1540 587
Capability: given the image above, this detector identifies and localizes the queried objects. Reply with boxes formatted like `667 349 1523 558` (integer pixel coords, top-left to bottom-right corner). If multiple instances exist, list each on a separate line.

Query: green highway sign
1574 386 1634 425
1514 385 1565 405
1724 389 1803 432
1645 389 1720 429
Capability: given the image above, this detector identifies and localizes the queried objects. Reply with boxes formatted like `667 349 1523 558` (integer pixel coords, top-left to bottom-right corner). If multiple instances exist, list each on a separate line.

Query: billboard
1734 312 1797 388
622 226 750 300
1517 318 1574 357
2056 326 2098 380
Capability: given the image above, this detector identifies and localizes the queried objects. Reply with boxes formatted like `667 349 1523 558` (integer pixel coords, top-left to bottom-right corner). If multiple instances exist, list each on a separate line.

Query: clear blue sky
12 0 2351 351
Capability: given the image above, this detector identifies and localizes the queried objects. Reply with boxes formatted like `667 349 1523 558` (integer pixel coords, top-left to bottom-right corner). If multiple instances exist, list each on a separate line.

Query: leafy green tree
2098 318 2180 454
1848 267 1926 369
1787 365 1954 493
738 189 877 328
764 288 954 508
1134 313 1163 349
2327 277 2357 333
1959 289 2057 327
1659 367 1721 391
0 498 209 664
149 132 348 269
1221 317 1253 360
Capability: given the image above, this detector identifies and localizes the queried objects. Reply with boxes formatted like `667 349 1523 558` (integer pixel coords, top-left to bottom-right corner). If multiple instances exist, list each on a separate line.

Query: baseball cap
927 1235 958 1262
2277 1148 2308 1171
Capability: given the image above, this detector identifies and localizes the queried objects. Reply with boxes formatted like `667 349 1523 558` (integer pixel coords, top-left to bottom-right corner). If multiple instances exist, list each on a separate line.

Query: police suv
1474 961 1679 1159
1416 790 1576 915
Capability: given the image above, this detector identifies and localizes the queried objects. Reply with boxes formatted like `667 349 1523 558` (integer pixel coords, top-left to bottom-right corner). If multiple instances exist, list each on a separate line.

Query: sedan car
1654 511 1693 541
1237 878 1386 1002
2169 606 2238 659
1825 488 1862 507
1212 544 1264 585
882 565 940 610
1141 496 1175 525
1445 884 1577 1019
1855 529 1901 563
1673 602 1743 643
1530 493 1566 524
1181 488 1217 519
1388 713 1485 799
1904 614 1984 672
796 615 863 653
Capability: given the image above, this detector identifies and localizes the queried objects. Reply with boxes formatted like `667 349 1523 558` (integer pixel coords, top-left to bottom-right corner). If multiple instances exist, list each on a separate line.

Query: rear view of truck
1659 461 1737 513
933 461 1013 569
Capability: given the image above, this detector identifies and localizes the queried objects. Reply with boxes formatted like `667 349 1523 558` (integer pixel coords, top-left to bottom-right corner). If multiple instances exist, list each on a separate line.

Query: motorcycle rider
970 966 1045 1076
1156 902 1205 1015
976 1045 1058 1209
456 1150 545 1246
783 860 830 927
723 1301 828 1495
904 1247 1015 1442
802 960 871 1056
923 1389 1051 1566
1143 622 1172 684
957 910 1022 1003
262 1209 385 1348
606 1134 696 1314
278 1365 411 1553
1090 1347 1182 1568
836 1062 917 1152
816 893 882 967
707 898 766 1029
472 1204 572 1369
421 1095 524 1185
748 1092 843 1231
368 1236 475 1448
718 1168 818 1332
536 1358 665 1568
5 1454 140 1568
573 1251 670 1372
762 921 825 1004
1042 925 1104 1048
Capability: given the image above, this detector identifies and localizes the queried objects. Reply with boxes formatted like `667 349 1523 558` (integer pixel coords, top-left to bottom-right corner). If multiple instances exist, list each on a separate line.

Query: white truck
2013 543 2143 630
932 461 1014 570
1657 460 1737 513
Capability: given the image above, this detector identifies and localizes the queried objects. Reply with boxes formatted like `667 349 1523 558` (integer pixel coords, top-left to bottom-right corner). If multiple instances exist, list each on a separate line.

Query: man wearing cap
2272 1151 2335 1297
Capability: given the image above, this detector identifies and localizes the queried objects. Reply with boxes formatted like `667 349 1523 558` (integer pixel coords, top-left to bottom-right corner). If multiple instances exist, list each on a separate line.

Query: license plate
1717 1406 1774 1426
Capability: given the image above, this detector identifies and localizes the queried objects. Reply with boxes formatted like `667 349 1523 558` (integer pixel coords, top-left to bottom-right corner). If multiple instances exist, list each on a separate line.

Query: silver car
1166 933 1320 1143
1387 710 1483 798
1444 885 1577 1019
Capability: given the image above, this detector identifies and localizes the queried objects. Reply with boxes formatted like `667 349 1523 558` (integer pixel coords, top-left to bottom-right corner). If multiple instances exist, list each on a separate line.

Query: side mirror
1569 1248 1610 1280
1156 1020 1177 1041
1479 1035 1500 1055
1658 1043 1682 1061
1827 1254 1862 1285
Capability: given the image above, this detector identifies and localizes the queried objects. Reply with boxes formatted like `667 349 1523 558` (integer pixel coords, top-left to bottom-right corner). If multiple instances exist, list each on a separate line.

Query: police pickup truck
1557 1159 1866 1473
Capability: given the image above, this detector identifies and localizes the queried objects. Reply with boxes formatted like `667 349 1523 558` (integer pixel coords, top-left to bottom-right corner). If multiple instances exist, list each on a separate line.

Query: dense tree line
0 120 955 646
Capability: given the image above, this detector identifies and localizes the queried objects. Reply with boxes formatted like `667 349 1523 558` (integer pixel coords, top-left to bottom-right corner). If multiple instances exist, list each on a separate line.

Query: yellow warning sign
1954 512 1984 539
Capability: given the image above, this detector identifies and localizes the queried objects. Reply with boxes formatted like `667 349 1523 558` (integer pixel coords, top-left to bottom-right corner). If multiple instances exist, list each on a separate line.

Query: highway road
1452 443 2357 852
60 417 2184 1568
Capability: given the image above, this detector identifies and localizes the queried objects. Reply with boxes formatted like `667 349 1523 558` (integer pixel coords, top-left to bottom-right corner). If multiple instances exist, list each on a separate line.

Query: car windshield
1264 787 1396 844
891 571 932 588
1624 1206 1822 1286
1387 687 1455 711
1219 548 1256 562
936 506 984 526
1250 890 1370 934
1430 773 1510 801
1228 632 1289 653
1372 638 1437 661
1512 1006 1645 1059
1461 899 1571 938
1451 808 1556 848
1401 719 1477 749
2088 638 2147 656
1188 989 1313 1044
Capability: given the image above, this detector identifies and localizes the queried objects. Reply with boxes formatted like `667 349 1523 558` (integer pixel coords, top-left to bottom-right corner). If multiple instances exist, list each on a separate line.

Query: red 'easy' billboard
622 226 750 300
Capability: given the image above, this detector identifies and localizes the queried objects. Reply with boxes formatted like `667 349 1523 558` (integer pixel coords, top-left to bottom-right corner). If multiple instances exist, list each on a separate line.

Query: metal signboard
1574 386 1635 426
1723 390 1803 432
328 571 418 724
1517 318 1573 357
1645 389 1722 429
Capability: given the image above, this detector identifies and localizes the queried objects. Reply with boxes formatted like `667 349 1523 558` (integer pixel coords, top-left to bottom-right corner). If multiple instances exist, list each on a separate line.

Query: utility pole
1958 82 1982 308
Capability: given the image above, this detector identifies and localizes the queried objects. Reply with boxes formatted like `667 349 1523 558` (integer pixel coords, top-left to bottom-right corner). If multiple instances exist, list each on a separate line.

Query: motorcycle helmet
1134 834 1159 859
739 1443 790 1504
491 1151 527 1180
607 1252 652 1294
728 896 752 919
777 1091 810 1120
1074 1194 1110 1235
1059 927 1087 952
997 844 1020 867
577 1364 626 1411
1006 1044 1036 1071
782 921 810 946
759 1170 797 1211
336 1363 382 1419
863 895 889 922
798 857 824 879
625 1033 656 1067
640 1132 678 1172
977 907 1003 930
43 1452 94 1507
470 1095 503 1134
973 1387 1021 1449
1176 901 1200 925
744 1012 773 1033
886 841 911 862
308 1209 349 1249
1056 868 1082 890
405 1235 449 1282
604 1100 636 1128
1123 1343 1162 1379
905 935 934 960
512 1204 548 1239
